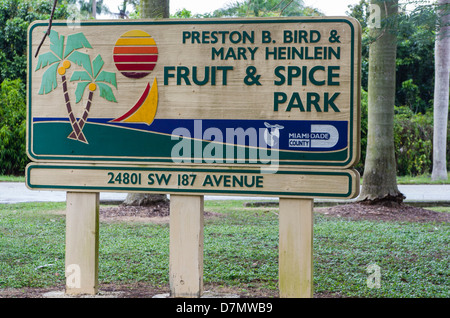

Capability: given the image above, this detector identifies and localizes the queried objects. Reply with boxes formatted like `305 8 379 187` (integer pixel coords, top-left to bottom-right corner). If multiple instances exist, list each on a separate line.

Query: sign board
26 17 362 297
26 163 360 199
27 18 361 170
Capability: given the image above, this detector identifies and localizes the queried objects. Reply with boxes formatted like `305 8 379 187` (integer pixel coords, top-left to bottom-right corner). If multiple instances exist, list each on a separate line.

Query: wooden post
278 198 314 298
65 192 99 295
169 195 204 297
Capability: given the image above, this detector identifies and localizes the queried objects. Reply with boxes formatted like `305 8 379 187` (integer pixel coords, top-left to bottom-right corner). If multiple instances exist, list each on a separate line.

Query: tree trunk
359 0 404 203
61 74 87 143
69 90 93 140
123 193 168 206
431 0 450 181
141 0 169 19
123 0 169 206
92 0 97 19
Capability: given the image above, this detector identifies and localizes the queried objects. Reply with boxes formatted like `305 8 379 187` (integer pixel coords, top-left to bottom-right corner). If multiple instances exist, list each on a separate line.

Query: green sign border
27 18 360 168
26 163 359 199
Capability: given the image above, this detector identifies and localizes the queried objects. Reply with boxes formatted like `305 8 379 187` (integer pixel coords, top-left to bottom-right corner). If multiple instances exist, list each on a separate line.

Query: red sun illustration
113 30 158 79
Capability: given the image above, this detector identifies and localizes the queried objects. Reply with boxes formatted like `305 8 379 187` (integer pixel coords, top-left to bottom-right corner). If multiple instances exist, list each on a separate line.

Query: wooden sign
27 17 361 170
26 17 362 298
25 163 360 199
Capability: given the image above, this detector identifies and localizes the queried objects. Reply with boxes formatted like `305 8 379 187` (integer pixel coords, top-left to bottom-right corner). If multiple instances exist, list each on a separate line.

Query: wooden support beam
279 198 314 298
169 195 204 297
65 192 99 295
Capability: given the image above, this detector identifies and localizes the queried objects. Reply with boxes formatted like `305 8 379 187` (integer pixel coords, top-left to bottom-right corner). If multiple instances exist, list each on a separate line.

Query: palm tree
35 30 92 143
359 0 404 203
431 0 450 181
69 54 117 139
122 0 169 206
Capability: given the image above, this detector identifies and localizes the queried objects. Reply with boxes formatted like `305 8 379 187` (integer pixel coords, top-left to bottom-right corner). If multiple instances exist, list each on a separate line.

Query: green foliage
0 78 28 175
171 0 323 19
348 0 436 114
210 0 323 17
355 89 368 174
394 106 433 176
358 90 443 177
0 0 71 83
348 1 445 177
398 79 427 113
171 8 196 19
396 17 435 113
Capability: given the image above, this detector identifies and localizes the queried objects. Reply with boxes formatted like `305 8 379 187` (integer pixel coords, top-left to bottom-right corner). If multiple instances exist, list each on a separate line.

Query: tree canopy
0 0 71 84
348 0 436 114
0 0 448 176
67 0 109 18
172 0 322 18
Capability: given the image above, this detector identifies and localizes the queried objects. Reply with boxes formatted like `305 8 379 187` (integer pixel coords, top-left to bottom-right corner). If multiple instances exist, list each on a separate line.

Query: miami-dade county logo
288 124 339 149
35 29 158 144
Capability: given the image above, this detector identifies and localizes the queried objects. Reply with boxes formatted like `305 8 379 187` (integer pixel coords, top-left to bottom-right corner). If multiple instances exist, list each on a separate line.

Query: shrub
394 106 433 176
0 78 28 175
359 90 440 177
355 89 368 174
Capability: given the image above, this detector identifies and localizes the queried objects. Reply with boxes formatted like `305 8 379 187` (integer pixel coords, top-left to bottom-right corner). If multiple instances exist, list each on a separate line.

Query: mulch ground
98 200 449 224
0 200 447 298
316 201 450 223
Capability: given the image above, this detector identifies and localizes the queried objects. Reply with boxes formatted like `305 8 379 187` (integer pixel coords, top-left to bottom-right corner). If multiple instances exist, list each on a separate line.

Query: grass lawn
0 200 448 298
0 175 25 182
397 173 450 184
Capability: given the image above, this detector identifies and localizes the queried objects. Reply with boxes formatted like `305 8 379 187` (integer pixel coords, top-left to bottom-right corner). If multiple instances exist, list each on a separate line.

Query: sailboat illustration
110 77 158 125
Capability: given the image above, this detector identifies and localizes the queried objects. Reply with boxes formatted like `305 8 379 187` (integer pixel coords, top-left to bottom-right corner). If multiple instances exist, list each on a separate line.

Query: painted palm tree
69 54 117 140
36 29 92 143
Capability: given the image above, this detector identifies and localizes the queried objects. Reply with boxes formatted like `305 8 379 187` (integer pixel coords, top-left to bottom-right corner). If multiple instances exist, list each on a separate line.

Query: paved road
0 182 449 204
